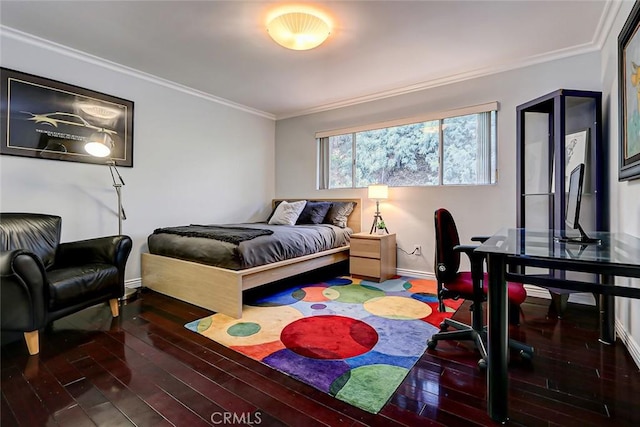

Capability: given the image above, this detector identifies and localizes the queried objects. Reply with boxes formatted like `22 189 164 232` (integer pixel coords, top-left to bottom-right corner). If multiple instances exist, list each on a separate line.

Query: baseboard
615 319 640 369
125 277 142 289
396 268 436 280
396 270 595 306
523 284 596 306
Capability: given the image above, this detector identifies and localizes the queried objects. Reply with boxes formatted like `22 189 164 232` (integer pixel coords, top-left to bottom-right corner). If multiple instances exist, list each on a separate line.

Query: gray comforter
147 222 352 270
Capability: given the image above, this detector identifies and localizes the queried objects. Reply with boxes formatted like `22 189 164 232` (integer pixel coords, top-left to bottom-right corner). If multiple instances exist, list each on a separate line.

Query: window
317 103 497 188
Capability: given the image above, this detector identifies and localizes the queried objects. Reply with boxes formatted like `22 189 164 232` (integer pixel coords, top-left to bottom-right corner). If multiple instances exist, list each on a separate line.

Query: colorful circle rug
185 276 462 414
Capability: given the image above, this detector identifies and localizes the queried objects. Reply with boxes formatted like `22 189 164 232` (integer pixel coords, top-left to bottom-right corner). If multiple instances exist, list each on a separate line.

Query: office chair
426 208 533 369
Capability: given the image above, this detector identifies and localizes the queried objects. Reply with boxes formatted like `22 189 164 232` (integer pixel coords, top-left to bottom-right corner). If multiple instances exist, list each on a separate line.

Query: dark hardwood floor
2 273 640 426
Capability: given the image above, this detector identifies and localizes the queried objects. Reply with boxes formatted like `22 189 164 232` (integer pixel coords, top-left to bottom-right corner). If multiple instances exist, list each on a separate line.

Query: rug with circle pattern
185 276 462 414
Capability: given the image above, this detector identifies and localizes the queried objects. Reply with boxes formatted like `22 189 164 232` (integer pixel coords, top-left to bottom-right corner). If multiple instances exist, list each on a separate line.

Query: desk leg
599 275 615 344
486 253 509 423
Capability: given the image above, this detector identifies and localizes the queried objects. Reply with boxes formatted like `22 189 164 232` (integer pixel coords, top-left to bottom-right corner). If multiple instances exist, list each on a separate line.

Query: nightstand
349 232 397 282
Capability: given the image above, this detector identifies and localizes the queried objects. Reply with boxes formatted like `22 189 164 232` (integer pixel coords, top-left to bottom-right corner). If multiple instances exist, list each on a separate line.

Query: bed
141 198 361 318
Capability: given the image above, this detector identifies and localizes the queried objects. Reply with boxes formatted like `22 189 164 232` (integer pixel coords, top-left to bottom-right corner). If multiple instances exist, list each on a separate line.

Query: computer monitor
557 163 600 244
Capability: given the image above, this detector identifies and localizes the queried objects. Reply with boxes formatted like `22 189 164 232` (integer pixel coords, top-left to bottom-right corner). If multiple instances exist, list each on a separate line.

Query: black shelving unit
515 89 609 315
516 89 607 233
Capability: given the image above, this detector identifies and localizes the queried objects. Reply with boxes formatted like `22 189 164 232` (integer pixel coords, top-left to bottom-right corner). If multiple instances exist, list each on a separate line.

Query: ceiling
0 1 617 120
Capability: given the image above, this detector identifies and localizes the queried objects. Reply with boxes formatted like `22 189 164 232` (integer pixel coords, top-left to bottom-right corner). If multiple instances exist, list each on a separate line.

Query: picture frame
550 129 589 193
0 67 134 167
618 0 640 181
565 129 589 191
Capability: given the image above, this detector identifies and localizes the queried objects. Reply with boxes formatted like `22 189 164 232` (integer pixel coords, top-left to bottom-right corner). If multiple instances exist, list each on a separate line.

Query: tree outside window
321 109 496 188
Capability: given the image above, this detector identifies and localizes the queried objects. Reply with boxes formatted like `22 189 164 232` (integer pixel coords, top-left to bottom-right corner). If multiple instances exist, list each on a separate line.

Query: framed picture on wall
0 67 134 167
618 0 640 181
550 129 589 193
565 129 589 191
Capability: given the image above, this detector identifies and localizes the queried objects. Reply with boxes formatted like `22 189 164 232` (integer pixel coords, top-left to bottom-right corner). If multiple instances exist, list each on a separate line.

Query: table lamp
368 184 389 234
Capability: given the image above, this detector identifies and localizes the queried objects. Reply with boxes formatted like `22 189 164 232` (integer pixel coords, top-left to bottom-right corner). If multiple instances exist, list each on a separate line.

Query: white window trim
315 101 499 139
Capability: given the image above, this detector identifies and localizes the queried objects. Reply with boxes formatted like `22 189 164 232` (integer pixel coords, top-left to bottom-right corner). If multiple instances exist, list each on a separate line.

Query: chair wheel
478 359 487 369
427 339 437 350
439 322 448 332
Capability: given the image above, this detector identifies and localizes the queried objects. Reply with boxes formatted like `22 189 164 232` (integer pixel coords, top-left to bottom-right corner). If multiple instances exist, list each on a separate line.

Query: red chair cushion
442 271 527 306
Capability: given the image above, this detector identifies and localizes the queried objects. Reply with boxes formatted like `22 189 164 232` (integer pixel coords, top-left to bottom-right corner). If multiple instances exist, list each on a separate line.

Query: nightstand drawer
350 257 380 278
349 232 396 282
350 238 381 259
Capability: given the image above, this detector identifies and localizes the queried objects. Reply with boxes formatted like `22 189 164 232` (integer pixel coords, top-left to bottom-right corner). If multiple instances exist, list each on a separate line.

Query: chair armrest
453 244 479 256
0 250 47 331
471 236 491 243
454 244 486 295
454 243 485 267
55 235 132 271
454 243 485 263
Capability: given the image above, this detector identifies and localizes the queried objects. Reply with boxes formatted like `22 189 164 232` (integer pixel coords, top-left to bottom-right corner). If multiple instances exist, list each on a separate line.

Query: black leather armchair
0 213 132 355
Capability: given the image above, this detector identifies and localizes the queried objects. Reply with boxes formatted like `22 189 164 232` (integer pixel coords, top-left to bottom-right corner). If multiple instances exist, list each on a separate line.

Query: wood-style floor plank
1 365 54 426
2 275 640 427
78 337 210 427
70 349 168 426
1 392 19 427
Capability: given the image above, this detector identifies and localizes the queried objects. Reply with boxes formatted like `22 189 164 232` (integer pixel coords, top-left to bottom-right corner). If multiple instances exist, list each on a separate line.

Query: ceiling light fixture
267 11 330 50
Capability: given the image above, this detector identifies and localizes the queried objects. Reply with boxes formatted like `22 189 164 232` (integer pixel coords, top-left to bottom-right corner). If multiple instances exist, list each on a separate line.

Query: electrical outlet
413 245 422 256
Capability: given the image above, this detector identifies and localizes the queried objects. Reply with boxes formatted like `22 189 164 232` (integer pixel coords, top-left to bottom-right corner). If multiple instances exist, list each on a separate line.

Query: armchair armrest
0 250 47 331
55 235 132 271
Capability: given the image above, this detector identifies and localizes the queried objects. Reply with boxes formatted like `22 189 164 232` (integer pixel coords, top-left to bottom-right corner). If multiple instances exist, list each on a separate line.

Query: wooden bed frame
141 198 361 318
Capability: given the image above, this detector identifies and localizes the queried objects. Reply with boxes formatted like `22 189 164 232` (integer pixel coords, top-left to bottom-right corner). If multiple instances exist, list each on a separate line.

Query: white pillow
268 200 307 225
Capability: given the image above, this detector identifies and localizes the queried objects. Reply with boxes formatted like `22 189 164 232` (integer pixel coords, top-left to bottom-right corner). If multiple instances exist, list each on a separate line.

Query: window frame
317 102 499 189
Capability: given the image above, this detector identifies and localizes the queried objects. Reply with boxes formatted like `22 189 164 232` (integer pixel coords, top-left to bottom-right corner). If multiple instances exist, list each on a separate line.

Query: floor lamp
368 184 389 234
107 160 126 235
85 133 136 301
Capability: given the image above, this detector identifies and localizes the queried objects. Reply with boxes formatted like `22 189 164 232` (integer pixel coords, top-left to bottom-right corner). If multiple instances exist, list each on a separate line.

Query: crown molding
592 0 623 49
0 26 276 121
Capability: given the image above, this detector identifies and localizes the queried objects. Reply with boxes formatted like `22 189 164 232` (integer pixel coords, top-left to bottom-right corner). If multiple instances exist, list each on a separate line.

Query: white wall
601 0 640 364
0 32 276 282
275 52 602 275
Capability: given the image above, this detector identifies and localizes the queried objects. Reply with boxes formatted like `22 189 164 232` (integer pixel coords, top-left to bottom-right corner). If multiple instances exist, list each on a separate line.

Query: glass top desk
476 228 640 423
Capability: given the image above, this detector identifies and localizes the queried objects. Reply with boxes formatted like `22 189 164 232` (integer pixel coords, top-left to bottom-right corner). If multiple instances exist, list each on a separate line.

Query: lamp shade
368 184 388 200
85 132 114 158
267 11 330 50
